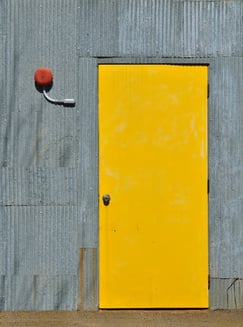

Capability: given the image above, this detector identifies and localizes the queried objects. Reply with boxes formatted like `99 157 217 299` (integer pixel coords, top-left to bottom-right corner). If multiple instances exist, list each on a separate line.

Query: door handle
102 194 111 206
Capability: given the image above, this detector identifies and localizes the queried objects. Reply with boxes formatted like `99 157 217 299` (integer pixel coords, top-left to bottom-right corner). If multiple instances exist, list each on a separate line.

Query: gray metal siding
1 0 84 310
1 206 79 310
3 0 79 168
210 278 243 309
79 0 243 57
0 168 79 205
0 0 243 310
209 57 243 279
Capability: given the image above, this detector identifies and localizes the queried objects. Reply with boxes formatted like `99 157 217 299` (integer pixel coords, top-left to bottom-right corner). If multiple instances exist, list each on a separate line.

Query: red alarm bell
34 67 75 105
34 67 53 88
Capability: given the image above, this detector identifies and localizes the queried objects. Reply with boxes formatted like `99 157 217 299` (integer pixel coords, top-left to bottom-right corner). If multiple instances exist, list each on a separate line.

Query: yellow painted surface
99 65 208 308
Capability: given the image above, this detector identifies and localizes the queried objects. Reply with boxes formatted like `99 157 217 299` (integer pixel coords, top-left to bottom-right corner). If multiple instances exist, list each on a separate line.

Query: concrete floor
0 310 243 327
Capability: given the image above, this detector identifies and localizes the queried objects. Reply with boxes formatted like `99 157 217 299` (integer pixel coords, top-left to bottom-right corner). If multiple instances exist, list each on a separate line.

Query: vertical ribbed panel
0 0 4 111
4 207 78 275
82 248 98 310
78 58 98 250
2 206 79 310
0 243 6 275
79 0 243 57
0 168 78 205
0 276 5 310
210 278 243 309
3 0 79 168
209 58 243 279
1 0 243 311
4 275 77 310
79 0 119 56
174 0 243 57
0 0 83 310
119 0 175 56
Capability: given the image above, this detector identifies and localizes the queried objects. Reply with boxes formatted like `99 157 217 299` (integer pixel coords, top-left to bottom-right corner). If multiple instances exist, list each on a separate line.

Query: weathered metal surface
0 1 4 113
82 248 98 311
0 206 79 310
2 0 79 168
77 248 98 311
0 0 85 310
0 275 5 310
210 278 243 309
79 0 243 57
78 57 98 251
209 57 243 279
3 274 77 310
4 207 78 275
0 168 78 205
0 0 243 310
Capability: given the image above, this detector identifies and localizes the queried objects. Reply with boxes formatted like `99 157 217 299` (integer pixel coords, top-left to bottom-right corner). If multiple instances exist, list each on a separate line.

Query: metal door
99 64 208 308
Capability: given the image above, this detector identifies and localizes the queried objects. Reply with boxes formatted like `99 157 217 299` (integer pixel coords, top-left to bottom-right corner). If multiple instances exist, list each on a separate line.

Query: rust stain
78 248 84 310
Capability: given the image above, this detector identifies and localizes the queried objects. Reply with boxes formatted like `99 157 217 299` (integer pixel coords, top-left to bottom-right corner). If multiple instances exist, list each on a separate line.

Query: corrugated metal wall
0 0 97 310
0 0 243 310
80 0 243 57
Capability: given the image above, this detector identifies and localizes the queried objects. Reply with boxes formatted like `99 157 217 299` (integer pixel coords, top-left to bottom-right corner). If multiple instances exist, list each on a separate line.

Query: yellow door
99 64 208 308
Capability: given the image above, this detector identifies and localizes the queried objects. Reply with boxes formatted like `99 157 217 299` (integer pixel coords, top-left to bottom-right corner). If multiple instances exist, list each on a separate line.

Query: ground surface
1 310 243 327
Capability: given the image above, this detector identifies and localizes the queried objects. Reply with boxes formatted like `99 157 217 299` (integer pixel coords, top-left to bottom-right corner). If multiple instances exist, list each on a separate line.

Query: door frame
97 58 210 309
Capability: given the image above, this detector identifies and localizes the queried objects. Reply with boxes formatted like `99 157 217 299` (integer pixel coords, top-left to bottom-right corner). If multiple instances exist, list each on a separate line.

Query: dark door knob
102 194 111 206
